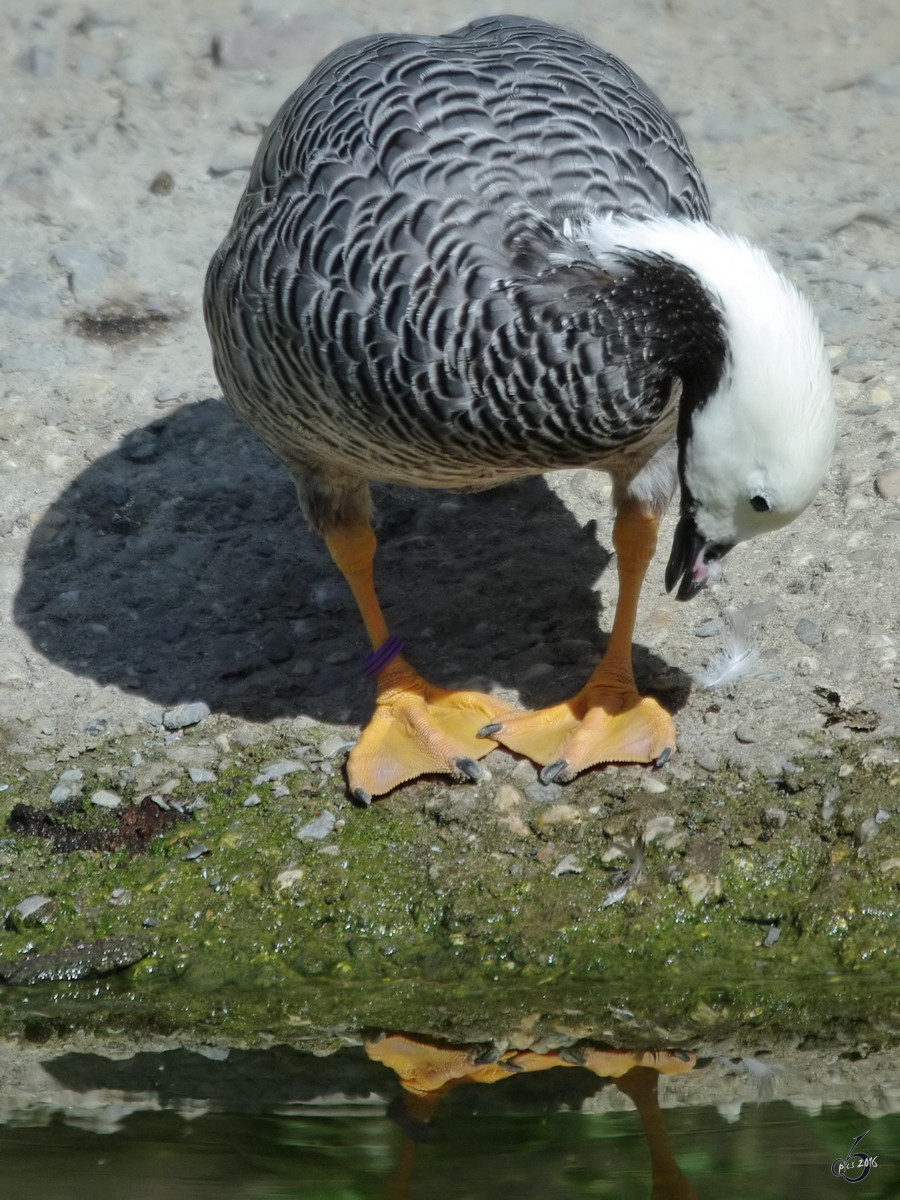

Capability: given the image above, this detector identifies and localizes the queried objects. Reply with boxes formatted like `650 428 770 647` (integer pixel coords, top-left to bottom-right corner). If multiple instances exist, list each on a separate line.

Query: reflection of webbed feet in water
514 1046 695 1076
581 1047 695 1077
364 1033 517 1097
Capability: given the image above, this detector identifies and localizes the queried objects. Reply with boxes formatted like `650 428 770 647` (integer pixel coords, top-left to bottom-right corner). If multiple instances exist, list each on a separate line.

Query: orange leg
479 500 676 781
614 1066 699 1199
326 522 516 803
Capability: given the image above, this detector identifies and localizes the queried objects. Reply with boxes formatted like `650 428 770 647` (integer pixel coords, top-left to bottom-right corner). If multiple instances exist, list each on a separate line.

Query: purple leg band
361 634 405 678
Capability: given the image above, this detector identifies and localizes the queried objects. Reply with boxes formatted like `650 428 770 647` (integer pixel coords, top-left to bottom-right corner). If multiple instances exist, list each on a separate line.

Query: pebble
183 844 211 861
700 108 789 142
252 759 306 785
537 804 581 829
150 170 174 196
856 817 881 845
242 793 262 807
762 807 788 830
0 344 67 372
274 868 305 891
498 812 531 838
763 926 781 948
49 785 74 804
163 702 210 730
143 710 165 727
733 597 777 626
319 735 356 758
208 144 256 176
296 811 337 841
515 662 554 684
694 617 725 638
641 776 668 794
821 788 840 823
188 768 217 784
600 883 630 908
0 271 60 320
524 780 563 804
551 854 582 877
74 52 107 80
15 895 52 919
90 790 121 809
493 784 524 813
263 633 294 663
680 873 721 905
155 386 186 406
735 725 758 744
694 750 720 773
784 241 829 261
20 46 56 77
794 618 824 647
875 469 900 499
52 244 107 302
643 815 676 843
510 759 538 786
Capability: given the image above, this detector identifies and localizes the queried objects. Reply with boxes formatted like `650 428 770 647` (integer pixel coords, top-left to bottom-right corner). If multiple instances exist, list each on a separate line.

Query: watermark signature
832 1131 878 1183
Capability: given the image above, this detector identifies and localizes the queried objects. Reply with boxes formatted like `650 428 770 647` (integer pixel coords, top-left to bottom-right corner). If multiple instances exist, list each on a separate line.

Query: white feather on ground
695 613 760 689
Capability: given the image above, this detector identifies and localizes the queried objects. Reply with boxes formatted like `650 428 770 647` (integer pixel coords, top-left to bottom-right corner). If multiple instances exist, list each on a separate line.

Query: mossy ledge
1 720 898 1052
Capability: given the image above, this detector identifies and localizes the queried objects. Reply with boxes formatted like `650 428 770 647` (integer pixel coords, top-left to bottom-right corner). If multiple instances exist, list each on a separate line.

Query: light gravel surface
2 0 900 790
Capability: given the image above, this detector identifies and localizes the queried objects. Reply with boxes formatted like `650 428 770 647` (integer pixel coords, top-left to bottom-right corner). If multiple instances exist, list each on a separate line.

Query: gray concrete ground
2 1 900 791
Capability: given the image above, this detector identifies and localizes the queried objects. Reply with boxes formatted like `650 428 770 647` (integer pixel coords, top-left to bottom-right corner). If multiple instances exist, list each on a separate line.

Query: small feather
695 614 760 689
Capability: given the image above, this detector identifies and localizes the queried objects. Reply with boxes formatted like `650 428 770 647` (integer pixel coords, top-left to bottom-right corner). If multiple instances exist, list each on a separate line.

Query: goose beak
665 512 733 600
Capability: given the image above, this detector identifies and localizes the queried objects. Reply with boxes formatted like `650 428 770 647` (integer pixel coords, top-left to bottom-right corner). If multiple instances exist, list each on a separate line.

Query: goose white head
584 217 836 598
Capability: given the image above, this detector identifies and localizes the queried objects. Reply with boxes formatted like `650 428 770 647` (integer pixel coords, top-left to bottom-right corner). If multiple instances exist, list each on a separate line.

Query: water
0 1038 896 1198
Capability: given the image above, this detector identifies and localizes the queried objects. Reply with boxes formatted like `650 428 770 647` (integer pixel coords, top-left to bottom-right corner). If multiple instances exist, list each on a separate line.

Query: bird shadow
14 398 691 726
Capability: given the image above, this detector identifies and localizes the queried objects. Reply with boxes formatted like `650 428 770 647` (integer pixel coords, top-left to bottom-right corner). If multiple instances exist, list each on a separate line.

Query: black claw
353 787 372 807
540 760 567 785
499 1060 524 1073
368 1030 387 1044
475 720 504 739
474 1044 501 1065
655 747 672 768
558 1046 586 1066
455 756 482 782
476 722 503 738
672 1048 692 1062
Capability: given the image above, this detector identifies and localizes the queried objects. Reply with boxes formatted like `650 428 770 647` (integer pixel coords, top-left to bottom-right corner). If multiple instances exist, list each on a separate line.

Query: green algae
1 725 899 1050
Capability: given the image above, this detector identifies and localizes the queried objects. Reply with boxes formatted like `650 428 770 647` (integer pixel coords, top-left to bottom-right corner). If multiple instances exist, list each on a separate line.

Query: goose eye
750 494 770 512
